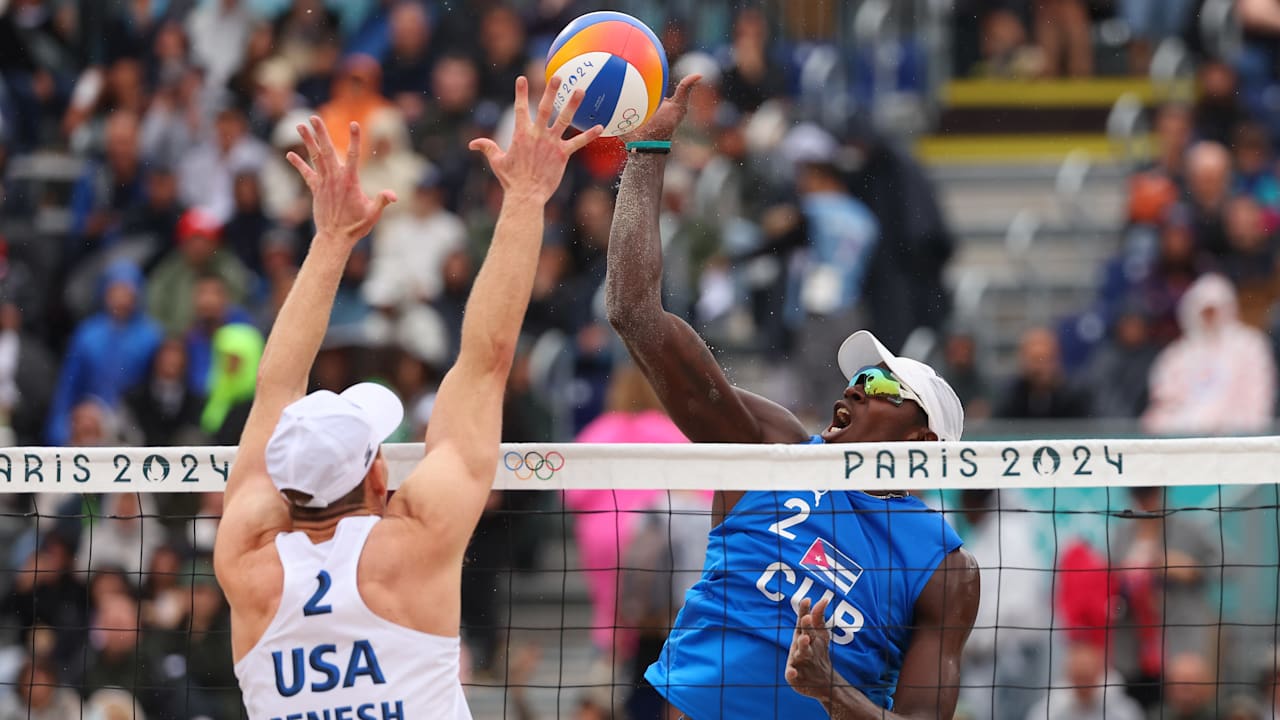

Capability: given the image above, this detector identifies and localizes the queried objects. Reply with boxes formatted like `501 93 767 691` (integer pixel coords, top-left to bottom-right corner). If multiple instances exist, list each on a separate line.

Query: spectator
1083 306 1158 418
0 0 79 150
782 124 878 417
1195 61 1245 147
1122 0 1195 73
68 109 147 253
0 534 88 669
996 327 1090 419
272 0 341 74
364 167 465 312
1021 640 1144 720
567 365 687 662
261 109 315 230
0 295 56 445
842 114 955 352
1148 103 1195 191
253 229 301 333
1231 122 1280 210
938 330 992 421
200 322 264 443
1221 195 1280 329
121 338 206 446
358 107 428 217
226 21 279 111
719 8 785 114
1150 652 1218 720
46 260 161 445
78 592 173 718
83 689 147 720
146 209 252 337
152 559 239 718
119 163 185 267
954 489 1051 720
1186 141 1234 258
381 1 436 123
477 6 528 105
318 54 392 162
1036 0 1093 77
957 0 1038 77
1237 0 1280 145
140 545 186 633
415 53 482 187
177 105 268 223
1110 486 1220 707
1144 273 1277 434
0 656 82 720
67 397 120 448
185 0 257 92
102 1 166 65
76 493 168 581
186 274 254 395
140 64 207 173
248 57 305 142
221 171 273 276
1133 207 1207 345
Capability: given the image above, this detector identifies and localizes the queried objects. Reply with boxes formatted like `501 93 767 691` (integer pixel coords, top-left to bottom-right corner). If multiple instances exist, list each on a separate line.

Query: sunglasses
848 366 921 407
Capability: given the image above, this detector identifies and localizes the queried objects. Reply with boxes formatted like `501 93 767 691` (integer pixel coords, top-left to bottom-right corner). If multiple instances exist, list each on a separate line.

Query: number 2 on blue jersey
303 570 333 616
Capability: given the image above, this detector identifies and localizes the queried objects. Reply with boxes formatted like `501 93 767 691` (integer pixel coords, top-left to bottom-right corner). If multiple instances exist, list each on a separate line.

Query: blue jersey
645 443 963 719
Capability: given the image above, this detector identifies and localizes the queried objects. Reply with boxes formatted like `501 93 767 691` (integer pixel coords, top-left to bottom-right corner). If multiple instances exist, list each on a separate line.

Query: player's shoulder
361 514 453 576
913 547 980 622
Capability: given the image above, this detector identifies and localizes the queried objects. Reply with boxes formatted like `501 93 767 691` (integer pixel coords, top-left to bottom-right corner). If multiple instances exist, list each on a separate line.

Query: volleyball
545 11 669 137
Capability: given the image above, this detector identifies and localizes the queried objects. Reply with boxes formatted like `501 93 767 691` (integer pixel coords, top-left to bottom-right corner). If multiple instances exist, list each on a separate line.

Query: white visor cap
266 383 404 508
836 330 964 441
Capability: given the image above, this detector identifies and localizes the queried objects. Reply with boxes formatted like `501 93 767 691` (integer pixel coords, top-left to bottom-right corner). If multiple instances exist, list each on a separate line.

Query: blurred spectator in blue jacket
45 260 161 445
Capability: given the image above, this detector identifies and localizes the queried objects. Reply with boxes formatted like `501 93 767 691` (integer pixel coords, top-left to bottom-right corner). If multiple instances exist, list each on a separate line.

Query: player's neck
292 508 379 542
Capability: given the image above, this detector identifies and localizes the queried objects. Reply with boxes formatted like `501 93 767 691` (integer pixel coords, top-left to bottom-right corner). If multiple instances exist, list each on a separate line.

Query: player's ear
366 451 389 499
907 426 937 442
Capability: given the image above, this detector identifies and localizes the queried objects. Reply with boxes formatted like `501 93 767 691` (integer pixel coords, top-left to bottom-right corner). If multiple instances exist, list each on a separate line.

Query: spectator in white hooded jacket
1143 273 1277 435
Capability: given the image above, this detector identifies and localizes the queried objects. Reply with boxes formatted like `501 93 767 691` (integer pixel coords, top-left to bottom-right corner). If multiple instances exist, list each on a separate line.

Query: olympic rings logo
504 451 565 481
615 107 641 133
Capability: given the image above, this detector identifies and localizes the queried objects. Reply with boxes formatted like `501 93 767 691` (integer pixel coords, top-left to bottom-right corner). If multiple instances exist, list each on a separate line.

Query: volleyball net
1 437 1278 719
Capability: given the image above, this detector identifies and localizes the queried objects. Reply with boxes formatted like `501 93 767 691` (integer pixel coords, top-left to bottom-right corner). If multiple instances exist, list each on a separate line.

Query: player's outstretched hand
287 116 397 245
786 596 838 703
469 76 603 204
621 73 701 144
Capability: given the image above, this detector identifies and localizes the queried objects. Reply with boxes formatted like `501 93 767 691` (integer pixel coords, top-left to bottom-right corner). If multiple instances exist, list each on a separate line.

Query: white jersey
234 516 472 720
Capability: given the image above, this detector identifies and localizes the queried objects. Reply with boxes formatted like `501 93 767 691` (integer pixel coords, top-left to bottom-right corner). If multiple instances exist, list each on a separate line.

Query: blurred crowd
0 0 1278 718
944 86 1280 433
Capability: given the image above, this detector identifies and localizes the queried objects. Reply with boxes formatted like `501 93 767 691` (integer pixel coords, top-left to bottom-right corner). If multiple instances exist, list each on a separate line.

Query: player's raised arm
388 77 602 541
604 76 808 516
219 117 395 528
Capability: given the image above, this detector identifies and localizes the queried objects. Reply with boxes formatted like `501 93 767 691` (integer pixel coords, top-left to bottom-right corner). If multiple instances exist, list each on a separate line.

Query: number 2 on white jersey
767 498 810 540
303 570 333 616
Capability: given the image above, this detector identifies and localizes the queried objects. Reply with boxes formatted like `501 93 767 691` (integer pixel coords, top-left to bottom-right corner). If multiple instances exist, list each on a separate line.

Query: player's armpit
888 548 981 720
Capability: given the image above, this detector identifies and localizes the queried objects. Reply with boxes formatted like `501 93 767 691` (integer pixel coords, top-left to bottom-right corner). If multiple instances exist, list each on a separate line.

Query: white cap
266 383 405 508
837 330 964 441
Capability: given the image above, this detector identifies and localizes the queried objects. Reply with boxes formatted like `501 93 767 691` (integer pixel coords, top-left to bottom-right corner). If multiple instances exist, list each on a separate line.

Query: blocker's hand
287 116 397 245
469 76 603 204
786 596 839 703
620 73 701 144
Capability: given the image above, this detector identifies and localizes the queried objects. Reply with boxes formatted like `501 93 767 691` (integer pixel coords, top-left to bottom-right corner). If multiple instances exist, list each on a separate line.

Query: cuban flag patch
799 537 864 596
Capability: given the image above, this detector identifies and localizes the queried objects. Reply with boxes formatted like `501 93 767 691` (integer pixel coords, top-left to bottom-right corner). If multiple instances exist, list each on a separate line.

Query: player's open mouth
828 405 852 434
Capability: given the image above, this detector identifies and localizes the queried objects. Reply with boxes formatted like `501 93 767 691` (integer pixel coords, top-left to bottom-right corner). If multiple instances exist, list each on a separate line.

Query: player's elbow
604 284 657 339
459 335 517 378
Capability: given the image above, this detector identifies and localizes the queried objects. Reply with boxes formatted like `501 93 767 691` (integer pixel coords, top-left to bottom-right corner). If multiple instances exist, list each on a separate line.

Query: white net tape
2 436 1278 492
